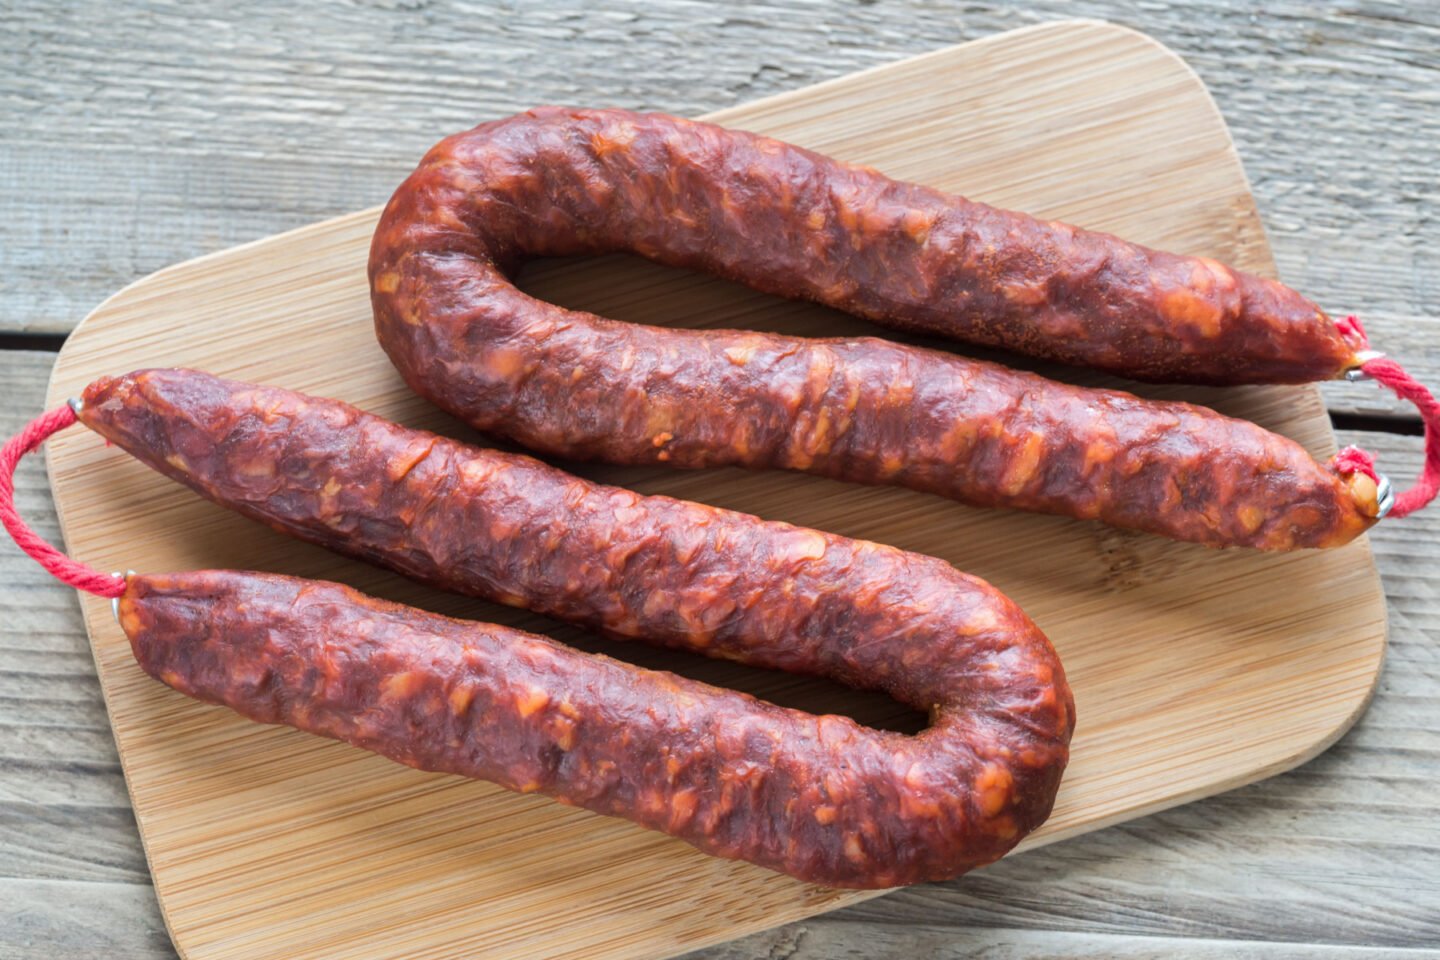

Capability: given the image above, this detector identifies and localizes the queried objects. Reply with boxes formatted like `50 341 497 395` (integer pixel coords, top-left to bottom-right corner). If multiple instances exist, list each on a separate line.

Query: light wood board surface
24 18 1396 960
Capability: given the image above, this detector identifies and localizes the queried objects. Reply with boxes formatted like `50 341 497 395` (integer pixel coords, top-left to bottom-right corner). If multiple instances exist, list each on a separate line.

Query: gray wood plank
1 879 172 960
1 351 1436 956
694 923 1438 960
2 1 1436 420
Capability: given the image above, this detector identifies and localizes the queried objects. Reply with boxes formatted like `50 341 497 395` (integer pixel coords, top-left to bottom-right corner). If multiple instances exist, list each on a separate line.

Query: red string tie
0 404 126 598
1329 316 1440 519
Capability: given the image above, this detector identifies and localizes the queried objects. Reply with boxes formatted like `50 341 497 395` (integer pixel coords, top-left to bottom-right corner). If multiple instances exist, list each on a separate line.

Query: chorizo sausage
369 106 1363 390
65 370 1071 886
367 107 1383 550
118 567 1067 888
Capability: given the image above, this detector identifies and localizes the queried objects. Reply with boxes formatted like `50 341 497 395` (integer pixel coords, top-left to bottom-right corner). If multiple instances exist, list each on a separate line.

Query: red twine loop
0 405 126 598
1332 445 1378 484
1329 316 1440 519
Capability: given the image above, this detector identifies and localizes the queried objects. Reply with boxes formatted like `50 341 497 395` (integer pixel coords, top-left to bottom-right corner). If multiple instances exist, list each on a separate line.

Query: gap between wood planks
3 332 1424 438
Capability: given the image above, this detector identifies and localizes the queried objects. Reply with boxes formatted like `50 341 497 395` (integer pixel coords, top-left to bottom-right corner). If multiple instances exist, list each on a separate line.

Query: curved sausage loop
0 370 1074 888
370 107 1391 550
123 567 1068 889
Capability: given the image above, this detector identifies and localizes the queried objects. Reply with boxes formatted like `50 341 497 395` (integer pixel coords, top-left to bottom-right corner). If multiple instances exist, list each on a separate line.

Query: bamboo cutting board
44 19 1386 960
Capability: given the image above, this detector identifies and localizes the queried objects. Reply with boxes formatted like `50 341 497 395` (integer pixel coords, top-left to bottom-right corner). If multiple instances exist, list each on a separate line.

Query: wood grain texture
3 356 1435 958
2 3 1437 958
28 21 1399 960
2 0 1436 421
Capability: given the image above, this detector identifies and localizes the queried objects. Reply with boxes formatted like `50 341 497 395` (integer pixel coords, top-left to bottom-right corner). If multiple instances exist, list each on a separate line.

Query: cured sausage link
369 106 1360 396
367 108 1380 549
75 371 1071 888
117 570 1065 888
78 370 1048 661
390 316 1376 550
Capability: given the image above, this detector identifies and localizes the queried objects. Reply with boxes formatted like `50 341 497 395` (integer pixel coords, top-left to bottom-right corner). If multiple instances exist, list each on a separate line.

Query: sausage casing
371 107 1360 387
83 370 1073 886
368 108 1378 550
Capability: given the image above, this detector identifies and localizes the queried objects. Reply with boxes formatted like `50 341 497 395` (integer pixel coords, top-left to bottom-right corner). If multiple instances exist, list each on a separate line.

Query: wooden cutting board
44 19 1386 960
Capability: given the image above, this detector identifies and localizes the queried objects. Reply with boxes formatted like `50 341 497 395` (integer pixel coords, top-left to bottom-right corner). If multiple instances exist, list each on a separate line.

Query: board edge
38 18 1391 960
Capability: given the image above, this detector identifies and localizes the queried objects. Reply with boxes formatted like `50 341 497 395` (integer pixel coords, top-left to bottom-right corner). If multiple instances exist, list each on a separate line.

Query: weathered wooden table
2 3 1436 958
